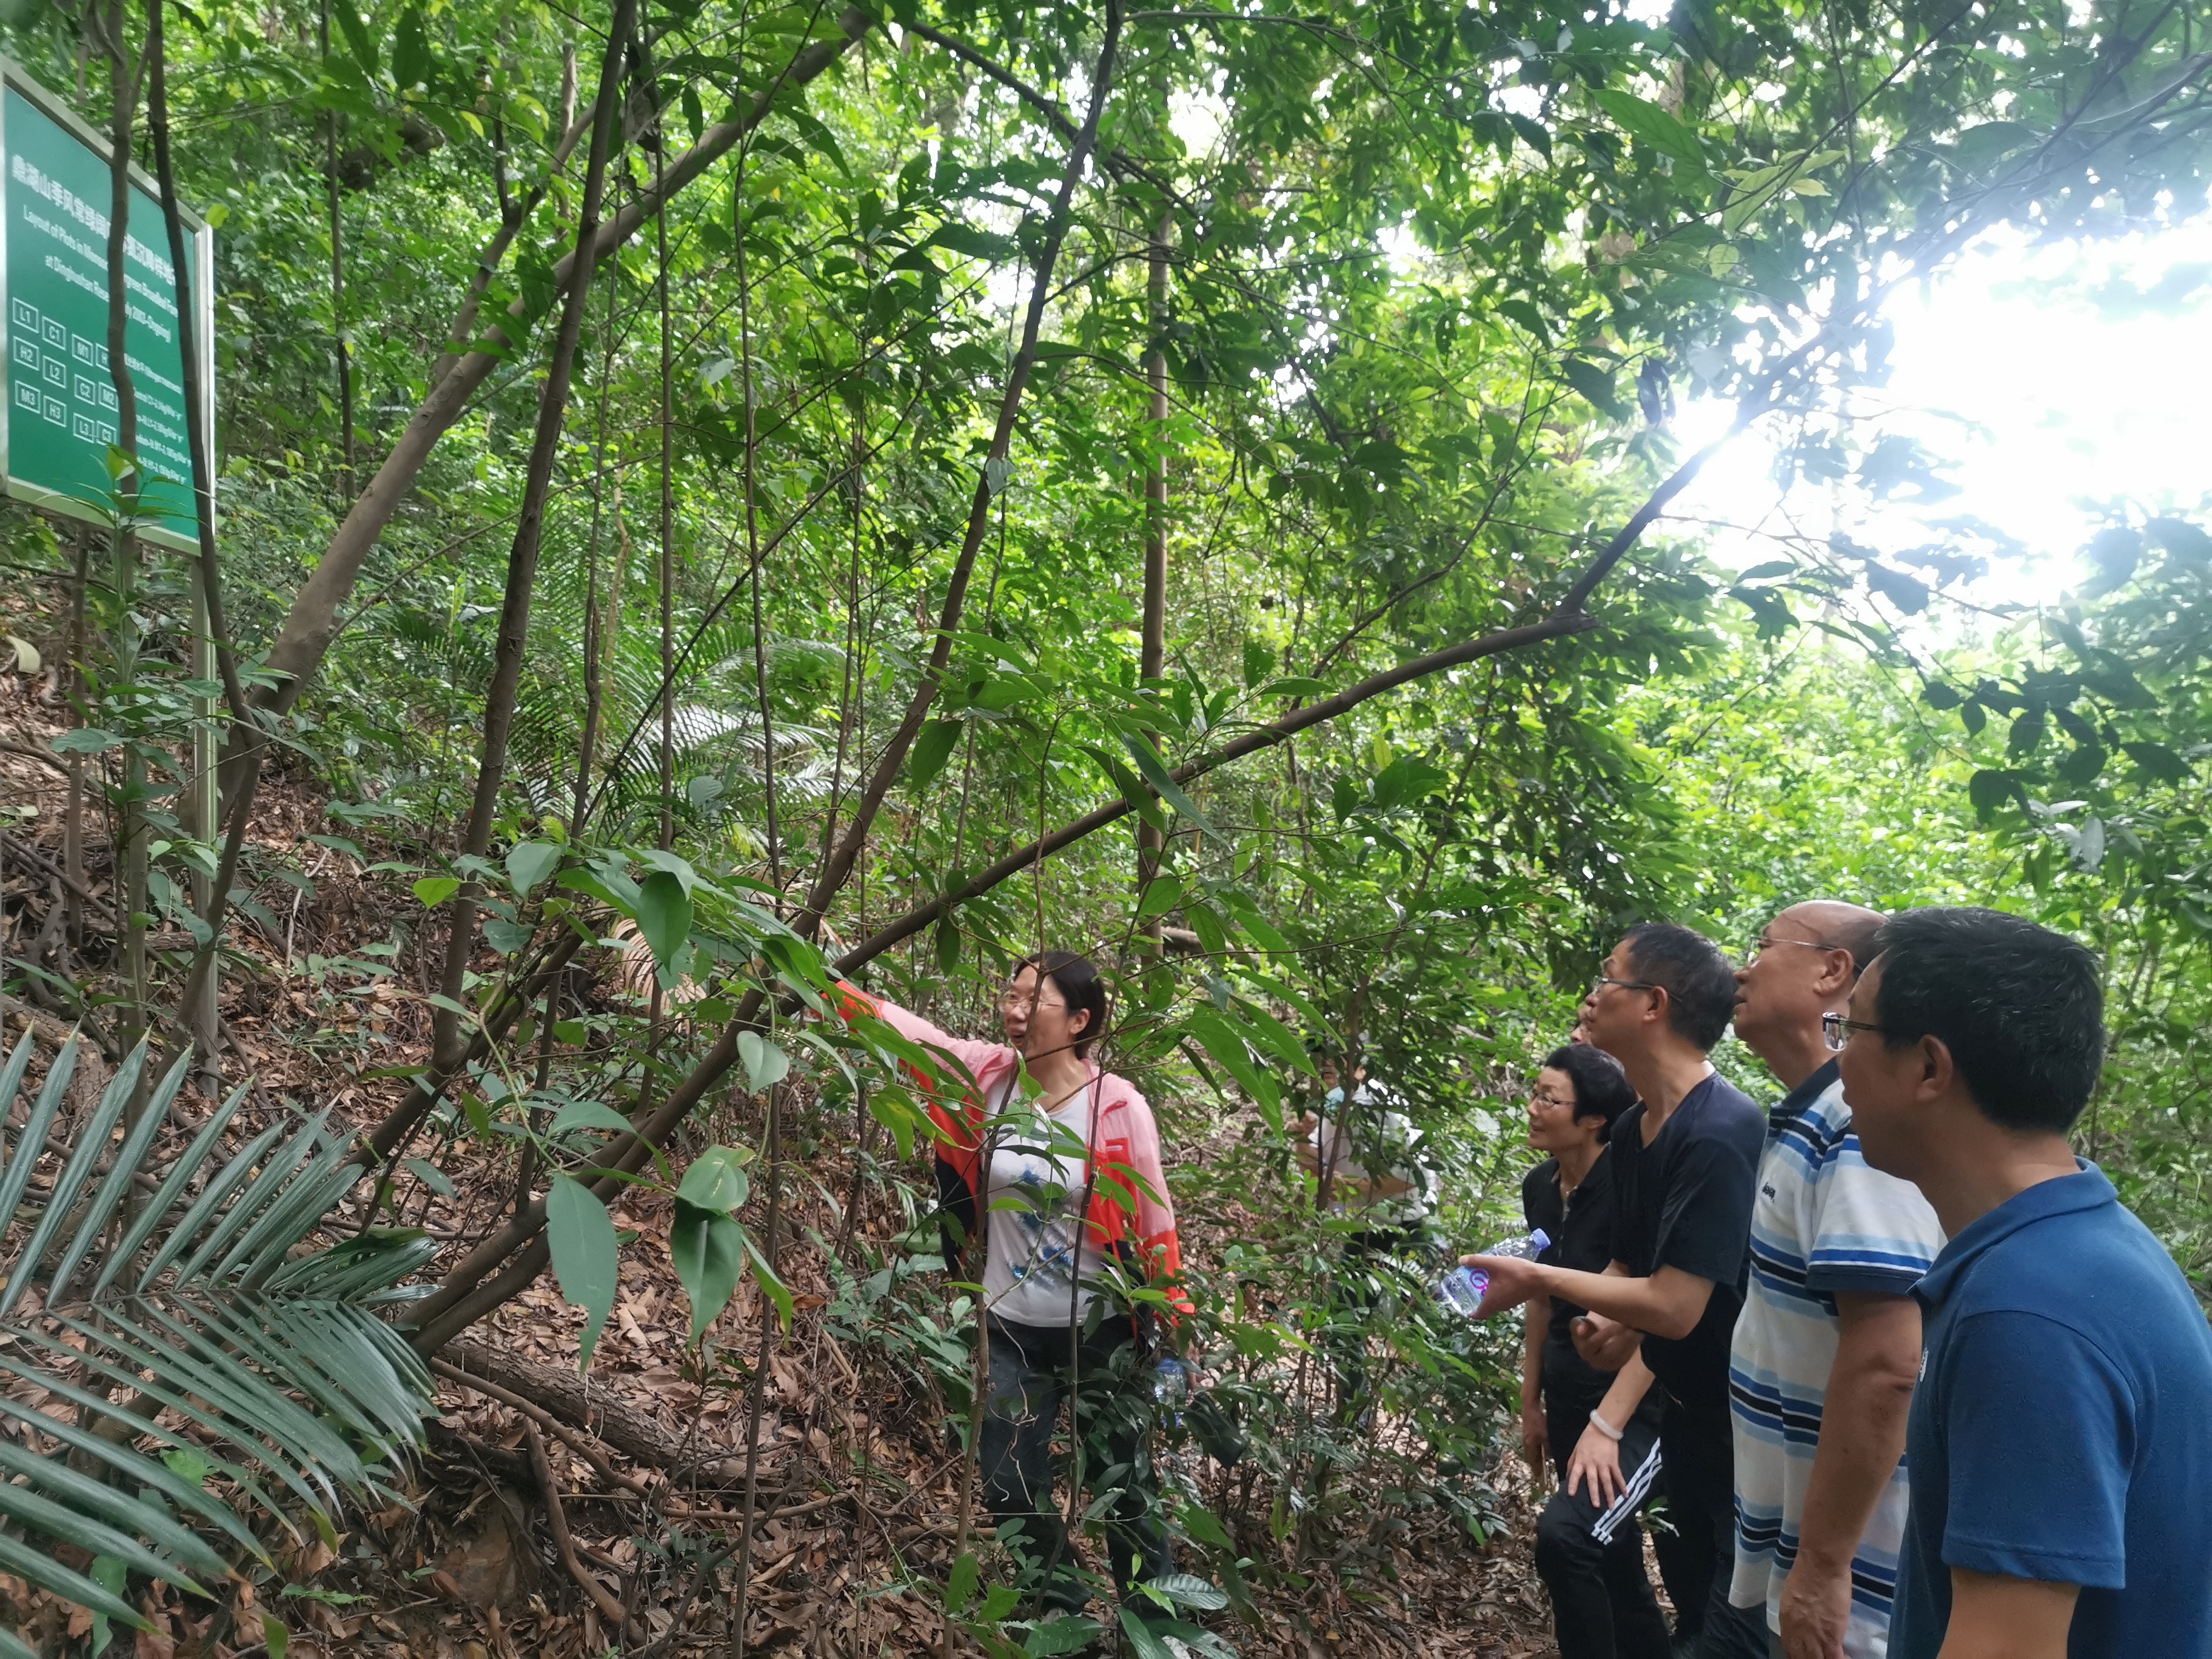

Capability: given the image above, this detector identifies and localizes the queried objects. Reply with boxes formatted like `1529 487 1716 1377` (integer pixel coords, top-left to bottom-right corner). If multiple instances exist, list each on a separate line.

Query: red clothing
831 982 1190 1318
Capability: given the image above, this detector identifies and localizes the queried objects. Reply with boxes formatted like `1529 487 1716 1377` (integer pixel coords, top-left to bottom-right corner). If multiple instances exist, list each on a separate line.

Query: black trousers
1534 1390 1675 1659
979 1316 1171 1612
1658 1404 1769 1659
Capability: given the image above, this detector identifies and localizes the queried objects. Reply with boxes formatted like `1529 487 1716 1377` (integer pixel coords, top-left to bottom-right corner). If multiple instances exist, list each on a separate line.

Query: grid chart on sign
10 295 118 447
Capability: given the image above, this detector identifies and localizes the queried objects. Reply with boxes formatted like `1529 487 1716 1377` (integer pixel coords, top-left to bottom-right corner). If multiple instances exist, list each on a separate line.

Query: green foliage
0 1037 432 1640
7 0 2211 1629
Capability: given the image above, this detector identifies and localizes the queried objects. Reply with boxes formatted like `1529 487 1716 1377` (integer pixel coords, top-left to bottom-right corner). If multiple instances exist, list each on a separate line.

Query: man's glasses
1529 1089 1577 1111
1741 934 1843 968
1822 1011 1886 1052
1588 974 1656 997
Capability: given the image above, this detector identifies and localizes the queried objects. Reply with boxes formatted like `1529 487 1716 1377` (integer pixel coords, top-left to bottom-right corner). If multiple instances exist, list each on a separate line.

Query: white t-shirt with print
981 1081 1108 1327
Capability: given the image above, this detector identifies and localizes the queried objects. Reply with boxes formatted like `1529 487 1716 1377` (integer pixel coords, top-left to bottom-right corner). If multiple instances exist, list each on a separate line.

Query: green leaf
547 1176 618 1372
482 919 532 955
390 4 431 88
2123 742 2191 783
505 840 563 894
1218 891 1291 955
1184 1010 1279 1116
1591 89 1706 168
746 1233 796 1328
89 1553 127 1654
946 1550 980 1614
403 1159 454 1198
1256 677 1329 699
677 1145 752 1213
1087 744 1168 835
412 876 458 907
910 719 964 789
1137 878 1185 922
669 1205 746 1343
1241 639 1275 690
547 1100 634 1139
635 871 693 989
263 1612 289 1659
1865 564 1929 614
1117 1606 1178 1659
1561 358 1628 420
50 728 121 754
1230 998 1313 1074
328 0 376 74
1146 1572 1228 1612
1968 769 2028 822
636 849 698 894
737 1031 791 1093
2145 516 2212 565
1121 734 1217 838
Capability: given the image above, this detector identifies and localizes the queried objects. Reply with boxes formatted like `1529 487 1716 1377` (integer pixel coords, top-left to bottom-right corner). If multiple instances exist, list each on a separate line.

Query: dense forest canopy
0 0 2208 1648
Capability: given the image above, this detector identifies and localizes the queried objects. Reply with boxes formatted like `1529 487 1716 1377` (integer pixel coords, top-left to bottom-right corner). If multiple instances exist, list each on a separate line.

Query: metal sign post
0 57 220 1051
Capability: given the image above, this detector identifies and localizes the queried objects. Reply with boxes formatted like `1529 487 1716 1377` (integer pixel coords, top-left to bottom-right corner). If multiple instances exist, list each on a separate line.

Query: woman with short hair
1520 1042 1676 1659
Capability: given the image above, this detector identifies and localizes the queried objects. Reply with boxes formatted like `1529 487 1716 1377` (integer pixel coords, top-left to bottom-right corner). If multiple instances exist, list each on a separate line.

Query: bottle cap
1529 1228 1550 1250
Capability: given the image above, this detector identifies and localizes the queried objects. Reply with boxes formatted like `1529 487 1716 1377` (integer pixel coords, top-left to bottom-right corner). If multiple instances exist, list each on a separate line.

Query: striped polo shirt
1728 1060 1943 1657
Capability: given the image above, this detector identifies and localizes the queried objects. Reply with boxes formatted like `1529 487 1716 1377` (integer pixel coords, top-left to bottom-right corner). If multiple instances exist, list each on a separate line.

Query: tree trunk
149 0 250 1067
100 0 146 1060
427 0 635 1072
1135 206 1170 936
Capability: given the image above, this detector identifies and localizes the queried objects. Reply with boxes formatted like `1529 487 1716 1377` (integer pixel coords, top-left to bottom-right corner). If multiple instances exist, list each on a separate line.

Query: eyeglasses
1529 1089 1576 1111
996 987 1068 1014
1741 934 1843 968
1734 937 1858 973
1588 974 1657 997
1821 1011 1886 1052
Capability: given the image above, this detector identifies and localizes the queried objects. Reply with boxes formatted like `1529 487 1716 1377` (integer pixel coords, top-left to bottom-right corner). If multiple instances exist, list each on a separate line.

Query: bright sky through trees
1674 214 2212 609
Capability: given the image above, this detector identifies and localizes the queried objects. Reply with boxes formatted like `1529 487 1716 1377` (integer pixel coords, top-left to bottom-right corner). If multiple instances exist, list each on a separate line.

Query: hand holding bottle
1435 1228 1549 1318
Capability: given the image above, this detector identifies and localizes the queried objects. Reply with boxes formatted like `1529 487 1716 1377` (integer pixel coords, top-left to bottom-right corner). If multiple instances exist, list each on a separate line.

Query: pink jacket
833 982 1190 1319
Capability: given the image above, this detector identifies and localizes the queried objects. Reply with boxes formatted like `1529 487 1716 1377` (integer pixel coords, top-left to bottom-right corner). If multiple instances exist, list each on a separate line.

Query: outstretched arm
1466 1252 1716 1341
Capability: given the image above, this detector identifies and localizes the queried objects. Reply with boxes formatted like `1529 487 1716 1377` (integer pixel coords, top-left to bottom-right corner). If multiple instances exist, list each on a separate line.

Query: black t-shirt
1607 1071 1767 1416
1522 1150 1634 1409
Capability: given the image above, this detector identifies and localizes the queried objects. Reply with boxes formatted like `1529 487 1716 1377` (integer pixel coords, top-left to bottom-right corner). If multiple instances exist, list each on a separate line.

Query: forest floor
1 661 1566 1659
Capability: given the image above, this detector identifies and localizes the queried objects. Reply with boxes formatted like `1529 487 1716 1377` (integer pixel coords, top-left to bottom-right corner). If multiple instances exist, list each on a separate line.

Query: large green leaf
636 870 694 990
548 1173 620 1370
1121 732 1218 838
670 1205 748 1342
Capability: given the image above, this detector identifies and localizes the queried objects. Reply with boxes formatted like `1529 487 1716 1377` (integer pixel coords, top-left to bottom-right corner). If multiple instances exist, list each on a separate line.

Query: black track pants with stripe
1536 1395 1676 1659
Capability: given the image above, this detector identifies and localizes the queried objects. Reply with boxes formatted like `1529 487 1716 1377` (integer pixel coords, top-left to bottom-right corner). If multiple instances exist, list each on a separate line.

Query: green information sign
0 58 212 551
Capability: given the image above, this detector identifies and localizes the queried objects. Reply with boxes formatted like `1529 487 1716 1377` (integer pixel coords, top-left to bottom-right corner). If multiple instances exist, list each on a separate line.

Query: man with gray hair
1726 903 1942 1658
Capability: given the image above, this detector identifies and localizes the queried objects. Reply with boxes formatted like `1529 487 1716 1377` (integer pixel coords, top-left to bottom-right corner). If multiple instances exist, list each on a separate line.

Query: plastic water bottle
1151 1356 1193 1407
1434 1228 1550 1318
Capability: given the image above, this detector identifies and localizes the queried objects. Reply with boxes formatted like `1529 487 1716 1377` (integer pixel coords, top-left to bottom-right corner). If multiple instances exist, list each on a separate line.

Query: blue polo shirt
1891 1162 2212 1659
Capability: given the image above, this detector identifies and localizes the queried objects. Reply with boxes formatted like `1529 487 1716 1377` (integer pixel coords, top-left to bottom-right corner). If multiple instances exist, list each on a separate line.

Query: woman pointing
835 951 1187 1615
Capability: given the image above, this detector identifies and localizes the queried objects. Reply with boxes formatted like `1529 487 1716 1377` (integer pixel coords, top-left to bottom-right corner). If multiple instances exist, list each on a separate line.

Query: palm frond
0 1036 434 1643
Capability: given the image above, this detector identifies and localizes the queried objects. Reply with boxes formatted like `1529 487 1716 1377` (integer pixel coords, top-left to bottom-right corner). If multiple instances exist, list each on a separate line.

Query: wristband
1586 1409 1624 1443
